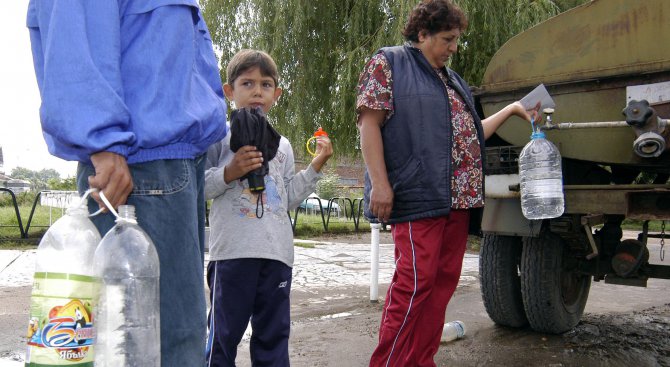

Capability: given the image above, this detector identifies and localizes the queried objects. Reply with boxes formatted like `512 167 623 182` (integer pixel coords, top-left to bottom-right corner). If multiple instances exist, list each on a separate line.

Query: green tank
478 0 670 168
477 0 670 335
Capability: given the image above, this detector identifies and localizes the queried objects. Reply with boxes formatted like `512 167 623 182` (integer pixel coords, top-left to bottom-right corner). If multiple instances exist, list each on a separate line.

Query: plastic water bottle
519 130 565 219
25 195 101 366
93 205 160 367
441 320 466 343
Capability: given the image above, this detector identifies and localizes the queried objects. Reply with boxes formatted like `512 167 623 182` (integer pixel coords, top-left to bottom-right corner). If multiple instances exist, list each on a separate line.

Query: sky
0 0 78 178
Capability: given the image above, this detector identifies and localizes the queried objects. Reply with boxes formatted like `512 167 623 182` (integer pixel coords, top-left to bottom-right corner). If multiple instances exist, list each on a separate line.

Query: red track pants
370 210 470 367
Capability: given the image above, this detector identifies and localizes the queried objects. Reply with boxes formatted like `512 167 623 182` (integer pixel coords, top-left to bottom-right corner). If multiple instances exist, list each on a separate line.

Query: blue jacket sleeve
28 0 134 161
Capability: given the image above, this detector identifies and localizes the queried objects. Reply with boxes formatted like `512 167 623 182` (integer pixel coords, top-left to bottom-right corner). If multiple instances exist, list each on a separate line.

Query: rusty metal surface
480 0 670 93
477 0 670 166
563 184 670 218
626 190 670 220
481 197 541 237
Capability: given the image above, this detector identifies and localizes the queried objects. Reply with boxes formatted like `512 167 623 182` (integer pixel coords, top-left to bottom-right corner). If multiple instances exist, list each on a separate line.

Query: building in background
0 146 31 194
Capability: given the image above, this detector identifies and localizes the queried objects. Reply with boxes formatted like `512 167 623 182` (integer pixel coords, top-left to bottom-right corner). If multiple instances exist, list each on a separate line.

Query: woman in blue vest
356 1 537 365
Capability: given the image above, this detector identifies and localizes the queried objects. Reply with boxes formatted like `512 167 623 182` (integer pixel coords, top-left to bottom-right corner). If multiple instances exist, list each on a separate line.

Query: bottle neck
530 131 546 140
66 205 89 217
117 205 138 223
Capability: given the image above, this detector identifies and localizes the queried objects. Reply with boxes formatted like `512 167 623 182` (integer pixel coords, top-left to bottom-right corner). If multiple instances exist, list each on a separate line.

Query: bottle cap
313 127 328 137
530 131 546 140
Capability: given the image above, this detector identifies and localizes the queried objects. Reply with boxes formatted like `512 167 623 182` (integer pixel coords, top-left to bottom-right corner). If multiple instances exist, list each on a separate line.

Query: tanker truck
476 0 670 334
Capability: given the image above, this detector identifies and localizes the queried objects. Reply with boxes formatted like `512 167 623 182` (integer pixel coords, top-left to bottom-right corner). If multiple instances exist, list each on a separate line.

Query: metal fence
288 196 366 232
0 190 78 239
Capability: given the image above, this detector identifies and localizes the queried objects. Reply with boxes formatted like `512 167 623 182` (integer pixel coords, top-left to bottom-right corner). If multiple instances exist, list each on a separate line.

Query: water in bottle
25 194 101 366
93 205 160 367
441 320 466 343
519 130 565 219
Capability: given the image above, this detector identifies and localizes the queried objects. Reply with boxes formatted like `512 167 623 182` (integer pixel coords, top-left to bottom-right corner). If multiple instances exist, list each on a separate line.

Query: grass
292 211 370 239
0 205 59 249
294 242 316 249
621 219 665 232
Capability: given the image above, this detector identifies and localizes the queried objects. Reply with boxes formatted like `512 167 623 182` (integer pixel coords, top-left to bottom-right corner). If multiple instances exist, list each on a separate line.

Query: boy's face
224 67 282 114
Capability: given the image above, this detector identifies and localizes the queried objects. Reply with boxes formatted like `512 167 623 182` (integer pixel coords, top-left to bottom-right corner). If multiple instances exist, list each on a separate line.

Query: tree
200 0 586 157
47 176 77 191
10 167 61 191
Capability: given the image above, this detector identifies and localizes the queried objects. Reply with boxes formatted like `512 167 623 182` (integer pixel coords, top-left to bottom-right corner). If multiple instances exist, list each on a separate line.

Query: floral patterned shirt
356 51 484 209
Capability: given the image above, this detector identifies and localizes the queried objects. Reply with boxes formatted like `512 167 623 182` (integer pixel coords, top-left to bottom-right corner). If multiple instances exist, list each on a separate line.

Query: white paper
520 84 556 111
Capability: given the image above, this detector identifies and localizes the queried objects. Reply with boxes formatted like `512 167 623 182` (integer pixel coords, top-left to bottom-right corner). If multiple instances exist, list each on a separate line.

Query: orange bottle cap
313 127 328 137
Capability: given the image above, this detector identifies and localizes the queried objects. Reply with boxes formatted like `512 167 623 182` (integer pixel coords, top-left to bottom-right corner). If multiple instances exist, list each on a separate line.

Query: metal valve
623 100 654 128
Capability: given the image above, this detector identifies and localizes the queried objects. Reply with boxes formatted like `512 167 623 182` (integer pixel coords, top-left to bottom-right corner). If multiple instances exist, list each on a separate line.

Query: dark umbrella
229 107 281 217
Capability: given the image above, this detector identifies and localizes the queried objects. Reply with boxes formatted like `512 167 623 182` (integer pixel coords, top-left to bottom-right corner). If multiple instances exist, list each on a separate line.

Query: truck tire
479 234 528 327
521 232 591 334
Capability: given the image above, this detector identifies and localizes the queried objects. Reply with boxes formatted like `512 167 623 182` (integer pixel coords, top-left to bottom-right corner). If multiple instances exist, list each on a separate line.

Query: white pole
370 223 381 303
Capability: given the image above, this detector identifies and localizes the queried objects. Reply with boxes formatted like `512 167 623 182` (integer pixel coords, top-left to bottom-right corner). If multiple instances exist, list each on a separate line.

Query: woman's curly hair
402 0 468 42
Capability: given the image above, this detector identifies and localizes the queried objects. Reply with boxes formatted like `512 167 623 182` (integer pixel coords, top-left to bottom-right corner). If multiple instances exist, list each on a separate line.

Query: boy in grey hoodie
204 49 333 366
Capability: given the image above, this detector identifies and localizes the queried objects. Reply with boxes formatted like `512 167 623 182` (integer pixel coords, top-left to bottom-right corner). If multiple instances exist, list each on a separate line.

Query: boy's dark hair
402 0 468 42
226 49 279 87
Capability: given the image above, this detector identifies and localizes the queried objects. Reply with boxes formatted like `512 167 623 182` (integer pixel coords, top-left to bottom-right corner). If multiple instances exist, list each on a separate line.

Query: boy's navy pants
206 258 292 367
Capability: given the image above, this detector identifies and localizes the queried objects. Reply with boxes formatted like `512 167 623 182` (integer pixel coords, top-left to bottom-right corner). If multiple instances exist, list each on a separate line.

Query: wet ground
1 230 669 366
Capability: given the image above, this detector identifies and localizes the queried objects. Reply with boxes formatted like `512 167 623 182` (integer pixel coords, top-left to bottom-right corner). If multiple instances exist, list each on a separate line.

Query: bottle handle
76 188 106 218
97 191 120 220
306 136 319 157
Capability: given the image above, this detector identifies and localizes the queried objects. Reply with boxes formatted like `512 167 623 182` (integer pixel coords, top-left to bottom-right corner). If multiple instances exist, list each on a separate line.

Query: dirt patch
280 232 670 367
276 288 670 367
564 304 670 366
3 232 670 367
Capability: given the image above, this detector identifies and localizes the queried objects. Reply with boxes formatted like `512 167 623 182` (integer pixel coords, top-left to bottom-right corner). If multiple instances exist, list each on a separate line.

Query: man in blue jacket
27 1 227 366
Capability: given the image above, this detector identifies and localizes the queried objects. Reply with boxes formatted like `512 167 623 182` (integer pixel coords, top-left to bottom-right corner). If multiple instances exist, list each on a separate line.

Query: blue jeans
78 157 207 367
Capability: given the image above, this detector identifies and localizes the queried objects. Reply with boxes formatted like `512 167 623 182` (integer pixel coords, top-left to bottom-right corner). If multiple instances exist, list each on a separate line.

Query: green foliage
0 204 60 242
621 219 666 233
48 177 77 191
292 212 371 239
316 169 340 200
0 191 37 207
10 166 61 192
200 0 585 157
554 0 589 11
451 0 562 86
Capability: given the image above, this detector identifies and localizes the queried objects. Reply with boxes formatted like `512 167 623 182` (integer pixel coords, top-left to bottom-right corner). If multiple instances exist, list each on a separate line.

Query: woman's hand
512 101 542 124
224 145 263 184
482 101 543 139
370 180 394 223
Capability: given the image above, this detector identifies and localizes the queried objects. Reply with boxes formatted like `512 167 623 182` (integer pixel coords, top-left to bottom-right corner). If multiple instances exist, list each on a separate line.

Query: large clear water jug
93 205 160 367
519 131 565 219
25 195 101 366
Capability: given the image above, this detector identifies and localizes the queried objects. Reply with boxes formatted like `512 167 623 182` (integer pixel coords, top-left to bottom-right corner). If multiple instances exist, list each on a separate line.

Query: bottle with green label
25 193 101 366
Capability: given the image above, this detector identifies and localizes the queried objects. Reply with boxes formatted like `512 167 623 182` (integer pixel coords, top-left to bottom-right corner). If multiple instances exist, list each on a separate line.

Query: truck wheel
479 234 528 327
521 232 591 333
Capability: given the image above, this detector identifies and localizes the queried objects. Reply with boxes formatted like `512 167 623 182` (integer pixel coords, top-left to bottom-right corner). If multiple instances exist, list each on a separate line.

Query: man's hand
224 145 263 183
89 152 133 211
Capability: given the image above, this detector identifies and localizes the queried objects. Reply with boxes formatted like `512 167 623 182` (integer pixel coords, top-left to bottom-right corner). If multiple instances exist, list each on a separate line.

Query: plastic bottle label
26 272 97 366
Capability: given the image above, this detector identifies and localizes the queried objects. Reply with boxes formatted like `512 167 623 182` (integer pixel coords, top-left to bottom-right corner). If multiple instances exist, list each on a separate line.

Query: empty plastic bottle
441 320 466 343
519 130 565 220
25 193 101 366
93 205 160 367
